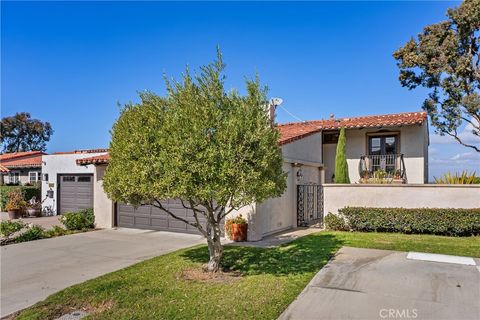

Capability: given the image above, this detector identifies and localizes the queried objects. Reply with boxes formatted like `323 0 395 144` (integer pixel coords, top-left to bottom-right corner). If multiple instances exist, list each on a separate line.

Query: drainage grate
55 311 89 320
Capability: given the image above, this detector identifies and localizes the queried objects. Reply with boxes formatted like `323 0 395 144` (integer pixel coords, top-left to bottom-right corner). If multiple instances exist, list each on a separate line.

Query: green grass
14 232 480 320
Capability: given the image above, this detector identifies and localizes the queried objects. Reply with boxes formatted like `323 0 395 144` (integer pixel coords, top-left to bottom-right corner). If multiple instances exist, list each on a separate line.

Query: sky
2 1 479 180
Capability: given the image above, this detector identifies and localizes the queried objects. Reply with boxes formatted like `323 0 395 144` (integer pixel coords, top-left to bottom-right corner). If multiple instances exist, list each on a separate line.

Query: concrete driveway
1 228 203 317
279 247 480 320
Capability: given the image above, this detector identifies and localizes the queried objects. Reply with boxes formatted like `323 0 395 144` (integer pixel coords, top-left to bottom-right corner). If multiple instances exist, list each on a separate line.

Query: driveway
1 228 203 317
279 247 480 320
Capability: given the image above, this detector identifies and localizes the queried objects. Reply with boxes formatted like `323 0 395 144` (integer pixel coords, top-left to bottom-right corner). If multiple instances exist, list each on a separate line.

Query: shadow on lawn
180 233 344 276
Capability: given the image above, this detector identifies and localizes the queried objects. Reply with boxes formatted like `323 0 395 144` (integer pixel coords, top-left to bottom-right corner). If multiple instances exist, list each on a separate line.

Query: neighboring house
41 149 108 215
74 111 429 241
0 151 45 185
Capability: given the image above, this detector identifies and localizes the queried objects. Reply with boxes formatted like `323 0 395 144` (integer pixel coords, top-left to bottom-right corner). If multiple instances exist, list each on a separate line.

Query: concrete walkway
226 227 322 248
0 228 204 317
1 212 63 229
279 247 480 320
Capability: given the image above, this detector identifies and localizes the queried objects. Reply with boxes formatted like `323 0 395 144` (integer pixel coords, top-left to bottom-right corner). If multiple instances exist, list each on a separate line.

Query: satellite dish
270 97 283 106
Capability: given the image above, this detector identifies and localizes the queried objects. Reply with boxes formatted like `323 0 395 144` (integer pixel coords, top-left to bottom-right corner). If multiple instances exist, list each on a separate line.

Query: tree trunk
204 237 223 272
203 220 223 272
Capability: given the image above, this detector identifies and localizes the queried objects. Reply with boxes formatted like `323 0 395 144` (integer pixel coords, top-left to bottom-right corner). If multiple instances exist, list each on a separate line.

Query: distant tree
393 0 480 152
0 112 53 153
103 50 287 272
335 128 350 183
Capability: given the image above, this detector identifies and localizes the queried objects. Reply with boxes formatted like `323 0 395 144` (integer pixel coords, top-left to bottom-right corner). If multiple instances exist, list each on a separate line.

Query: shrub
43 226 68 238
59 208 95 230
434 171 479 184
0 220 25 244
334 128 350 183
15 225 45 243
324 213 349 231
5 189 27 211
0 185 41 210
338 207 480 236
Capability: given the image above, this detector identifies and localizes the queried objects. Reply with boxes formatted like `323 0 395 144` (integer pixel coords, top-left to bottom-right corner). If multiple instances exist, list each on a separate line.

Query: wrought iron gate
297 184 323 226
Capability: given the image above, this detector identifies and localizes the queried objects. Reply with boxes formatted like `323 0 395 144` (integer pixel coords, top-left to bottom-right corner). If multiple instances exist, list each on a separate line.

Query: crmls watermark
379 308 418 319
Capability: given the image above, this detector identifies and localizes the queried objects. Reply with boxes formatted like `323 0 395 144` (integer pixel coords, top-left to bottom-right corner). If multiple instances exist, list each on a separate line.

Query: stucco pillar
93 165 114 229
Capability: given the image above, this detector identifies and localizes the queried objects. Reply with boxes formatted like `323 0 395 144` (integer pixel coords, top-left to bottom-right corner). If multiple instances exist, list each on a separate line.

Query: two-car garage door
116 200 208 234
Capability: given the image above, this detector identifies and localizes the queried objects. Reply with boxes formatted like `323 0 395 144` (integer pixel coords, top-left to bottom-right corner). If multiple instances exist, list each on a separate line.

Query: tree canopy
0 112 53 153
393 0 480 152
103 51 287 271
334 128 350 183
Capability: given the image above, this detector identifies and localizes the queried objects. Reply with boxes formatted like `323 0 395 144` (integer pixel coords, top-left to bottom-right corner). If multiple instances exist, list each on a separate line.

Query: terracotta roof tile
53 148 109 155
0 165 10 173
0 151 45 168
77 111 427 165
76 153 110 165
278 111 427 145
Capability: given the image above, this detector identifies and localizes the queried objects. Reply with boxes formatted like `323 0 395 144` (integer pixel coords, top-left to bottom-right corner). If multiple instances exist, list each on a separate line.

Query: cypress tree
334 128 350 183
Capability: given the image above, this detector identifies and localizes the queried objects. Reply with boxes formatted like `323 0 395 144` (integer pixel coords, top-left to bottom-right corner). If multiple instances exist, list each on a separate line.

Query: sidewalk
226 227 322 248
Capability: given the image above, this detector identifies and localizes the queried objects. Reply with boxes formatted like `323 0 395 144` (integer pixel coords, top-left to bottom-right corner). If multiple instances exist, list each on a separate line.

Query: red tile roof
0 165 10 173
76 153 110 165
0 151 46 168
278 111 427 145
76 111 427 165
53 148 109 155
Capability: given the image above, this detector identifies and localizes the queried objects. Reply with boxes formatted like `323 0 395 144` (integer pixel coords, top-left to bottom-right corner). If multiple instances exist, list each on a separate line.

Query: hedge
0 185 41 210
336 207 480 236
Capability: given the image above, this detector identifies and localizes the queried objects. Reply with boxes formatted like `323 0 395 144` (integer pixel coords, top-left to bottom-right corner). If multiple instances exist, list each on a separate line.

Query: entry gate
297 184 323 226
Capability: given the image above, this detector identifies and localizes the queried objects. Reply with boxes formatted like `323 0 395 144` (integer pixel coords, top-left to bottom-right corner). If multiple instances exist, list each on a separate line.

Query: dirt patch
5 300 115 320
179 268 242 284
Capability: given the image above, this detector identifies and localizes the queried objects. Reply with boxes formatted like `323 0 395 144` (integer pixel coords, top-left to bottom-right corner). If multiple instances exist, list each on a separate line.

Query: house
72 111 429 241
40 149 108 214
0 151 46 185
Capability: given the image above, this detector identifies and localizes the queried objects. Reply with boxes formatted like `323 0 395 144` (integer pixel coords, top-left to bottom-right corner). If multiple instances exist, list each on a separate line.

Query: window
323 131 339 144
29 171 40 183
77 176 91 182
62 176 76 182
8 172 20 184
368 135 398 156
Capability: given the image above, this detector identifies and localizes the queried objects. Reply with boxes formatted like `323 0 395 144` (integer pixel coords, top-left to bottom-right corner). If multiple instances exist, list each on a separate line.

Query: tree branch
446 131 480 152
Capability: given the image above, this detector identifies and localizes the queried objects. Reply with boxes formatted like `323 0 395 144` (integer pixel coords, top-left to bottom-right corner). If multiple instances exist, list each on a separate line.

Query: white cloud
430 121 480 146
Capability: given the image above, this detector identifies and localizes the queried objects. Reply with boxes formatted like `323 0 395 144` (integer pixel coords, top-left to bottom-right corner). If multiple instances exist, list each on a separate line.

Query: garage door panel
116 201 224 235
59 174 94 214
151 218 168 228
134 206 151 214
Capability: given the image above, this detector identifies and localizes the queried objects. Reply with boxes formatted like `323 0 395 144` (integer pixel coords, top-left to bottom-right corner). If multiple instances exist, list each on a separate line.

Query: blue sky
2 1 479 179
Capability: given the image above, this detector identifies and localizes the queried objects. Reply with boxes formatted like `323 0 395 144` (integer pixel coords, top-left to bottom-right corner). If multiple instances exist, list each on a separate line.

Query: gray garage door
58 174 94 214
117 200 212 234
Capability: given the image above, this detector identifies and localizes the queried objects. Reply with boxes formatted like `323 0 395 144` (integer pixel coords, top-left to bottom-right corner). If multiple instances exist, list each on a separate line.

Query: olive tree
103 52 286 272
394 0 480 152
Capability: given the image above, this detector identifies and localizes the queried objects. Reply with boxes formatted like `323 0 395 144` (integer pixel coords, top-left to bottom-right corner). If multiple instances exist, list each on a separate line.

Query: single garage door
58 174 94 214
117 199 211 234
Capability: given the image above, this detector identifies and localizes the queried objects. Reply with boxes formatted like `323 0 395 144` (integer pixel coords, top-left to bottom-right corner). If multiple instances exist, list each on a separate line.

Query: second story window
368 135 398 155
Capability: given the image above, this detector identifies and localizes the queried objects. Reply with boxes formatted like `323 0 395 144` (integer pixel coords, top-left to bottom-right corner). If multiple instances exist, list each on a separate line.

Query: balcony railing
358 154 406 182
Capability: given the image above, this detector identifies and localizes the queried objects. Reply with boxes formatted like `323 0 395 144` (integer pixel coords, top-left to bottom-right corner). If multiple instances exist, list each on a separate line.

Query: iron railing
358 154 406 181
297 184 323 227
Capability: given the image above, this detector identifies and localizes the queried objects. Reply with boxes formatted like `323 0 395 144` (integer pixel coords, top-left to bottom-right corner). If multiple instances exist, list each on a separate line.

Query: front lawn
14 232 480 320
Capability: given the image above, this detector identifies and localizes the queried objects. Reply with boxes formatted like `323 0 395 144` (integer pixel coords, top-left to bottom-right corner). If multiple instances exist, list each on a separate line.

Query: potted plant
26 197 41 217
5 189 27 219
226 214 248 242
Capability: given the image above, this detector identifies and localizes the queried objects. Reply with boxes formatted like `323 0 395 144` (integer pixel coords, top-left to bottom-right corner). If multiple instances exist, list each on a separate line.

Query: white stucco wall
344 123 428 184
237 134 324 240
41 152 107 214
323 184 480 215
93 165 114 228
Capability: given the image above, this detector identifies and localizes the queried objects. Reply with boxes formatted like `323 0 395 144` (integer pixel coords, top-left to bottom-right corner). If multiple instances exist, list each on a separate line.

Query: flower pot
7 209 22 220
231 223 248 242
27 208 40 217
